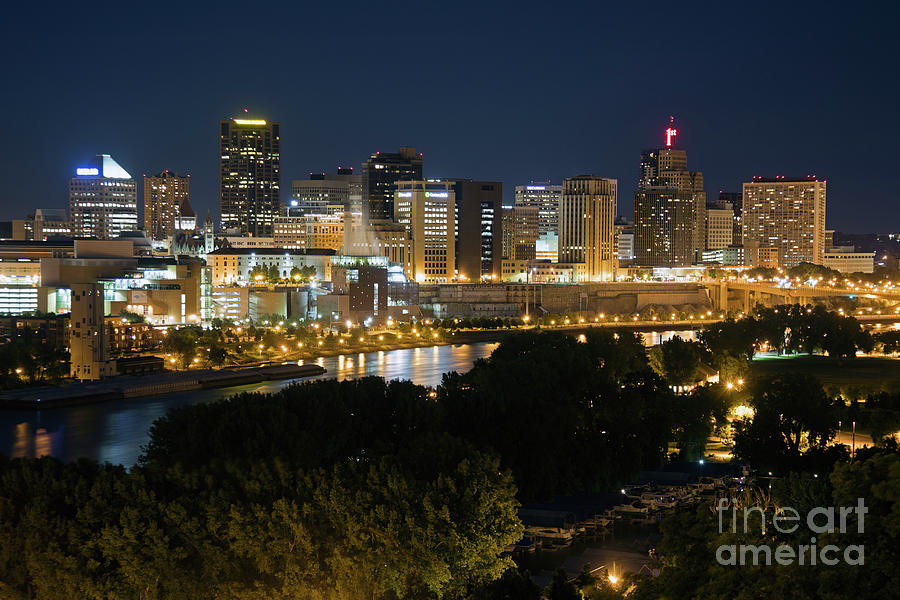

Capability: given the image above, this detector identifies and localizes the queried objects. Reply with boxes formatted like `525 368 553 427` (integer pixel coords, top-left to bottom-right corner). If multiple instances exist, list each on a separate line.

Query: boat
613 500 650 516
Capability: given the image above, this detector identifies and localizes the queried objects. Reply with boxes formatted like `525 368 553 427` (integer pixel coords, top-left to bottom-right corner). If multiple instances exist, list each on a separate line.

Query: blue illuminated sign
76 167 99 176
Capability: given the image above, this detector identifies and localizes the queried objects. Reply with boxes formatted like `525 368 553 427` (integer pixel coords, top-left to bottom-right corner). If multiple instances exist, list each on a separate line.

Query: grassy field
749 354 900 394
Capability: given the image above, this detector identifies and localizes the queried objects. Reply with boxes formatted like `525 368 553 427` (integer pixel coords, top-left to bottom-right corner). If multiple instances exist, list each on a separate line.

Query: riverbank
0 363 327 409
244 319 714 363
0 321 707 410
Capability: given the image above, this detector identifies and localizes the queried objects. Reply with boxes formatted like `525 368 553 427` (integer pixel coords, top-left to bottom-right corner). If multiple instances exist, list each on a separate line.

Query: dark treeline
145 329 688 502
0 329 724 599
631 446 900 600
0 308 891 599
0 381 523 599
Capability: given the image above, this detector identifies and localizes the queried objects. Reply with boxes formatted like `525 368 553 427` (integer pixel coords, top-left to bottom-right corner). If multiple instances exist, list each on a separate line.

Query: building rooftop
749 175 821 183
75 154 132 179
179 197 195 218
207 247 337 256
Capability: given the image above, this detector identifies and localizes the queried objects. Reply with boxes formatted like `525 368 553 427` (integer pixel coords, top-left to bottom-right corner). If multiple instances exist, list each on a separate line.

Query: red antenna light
243 107 249 113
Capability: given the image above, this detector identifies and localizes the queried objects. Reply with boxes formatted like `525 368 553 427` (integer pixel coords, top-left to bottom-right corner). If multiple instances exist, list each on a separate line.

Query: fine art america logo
715 497 867 566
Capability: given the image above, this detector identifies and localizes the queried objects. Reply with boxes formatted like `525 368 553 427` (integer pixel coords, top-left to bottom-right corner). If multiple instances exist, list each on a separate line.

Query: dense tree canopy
732 373 840 471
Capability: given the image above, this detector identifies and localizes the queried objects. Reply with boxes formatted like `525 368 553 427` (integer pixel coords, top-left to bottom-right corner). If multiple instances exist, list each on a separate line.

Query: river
0 330 697 467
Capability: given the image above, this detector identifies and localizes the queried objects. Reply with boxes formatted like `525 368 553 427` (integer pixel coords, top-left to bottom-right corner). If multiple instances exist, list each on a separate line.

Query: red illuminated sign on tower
665 127 677 147
665 116 677 147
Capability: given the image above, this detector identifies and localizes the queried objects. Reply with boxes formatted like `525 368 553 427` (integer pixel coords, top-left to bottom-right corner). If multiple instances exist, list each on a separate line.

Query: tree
545 569 580 600
207 345 228 367
290 265 317 281
118 309 146 323
468 569 541 600
248 265 266 282
733 373 839 470
161 326 200 368
648 335 703 386
673 385 728 460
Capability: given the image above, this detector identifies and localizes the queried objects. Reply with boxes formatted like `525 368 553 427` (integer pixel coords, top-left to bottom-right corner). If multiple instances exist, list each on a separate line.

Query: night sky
2 1 897 232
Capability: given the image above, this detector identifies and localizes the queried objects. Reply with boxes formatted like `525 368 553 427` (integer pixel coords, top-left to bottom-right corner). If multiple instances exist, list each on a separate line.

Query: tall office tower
705 203 734 250
633 120 705 266
634 188 694 267
70 283 116 380
143 170 190 242
69 154 138 239
514 182 563 235
290 173 351 215
362 147 423 221
334 166 364 205
219 116 281 237
452 180 503 281
742 176 827 267
716 191 743 244
393 180 455 283
559 175 617 281
501 205 540 260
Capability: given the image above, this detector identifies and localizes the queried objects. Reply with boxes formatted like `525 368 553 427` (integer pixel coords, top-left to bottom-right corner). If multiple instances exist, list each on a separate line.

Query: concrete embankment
0 363 326 409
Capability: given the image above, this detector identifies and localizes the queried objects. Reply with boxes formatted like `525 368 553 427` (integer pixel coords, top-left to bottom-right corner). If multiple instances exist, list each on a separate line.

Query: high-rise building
514 182 562 235
501 205 540 260
70 154 138 239
705 203 734 250
716 191 743 244
742 176 827 267
144 170 190 242
334 166 364 206
634 188 694 267
290 173 352 215
393 180 455 283
362 147 423 221
633 120 705 267
453 180 503 281
219 117 281 237
559 175 617 281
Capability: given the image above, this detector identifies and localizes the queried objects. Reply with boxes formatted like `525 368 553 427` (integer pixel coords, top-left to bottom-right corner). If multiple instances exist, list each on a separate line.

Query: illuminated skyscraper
514 182 562 235
69 154 138 239
742 176 826 267
501 204 540 260
705 203 734 250
559 175 617 281
633 119 705 267
143 170 190 242
219 117 281 237
634 188 694 267
362 147 423 221
716 191 743 244
452 179 503 281
393 180 455 283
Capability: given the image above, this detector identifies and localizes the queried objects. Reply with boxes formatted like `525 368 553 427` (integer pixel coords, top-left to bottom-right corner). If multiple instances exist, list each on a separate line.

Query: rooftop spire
178 197 195 218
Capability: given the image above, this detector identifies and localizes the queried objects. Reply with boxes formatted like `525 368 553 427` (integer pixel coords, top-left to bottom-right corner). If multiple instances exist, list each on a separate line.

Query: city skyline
2 2 897 232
